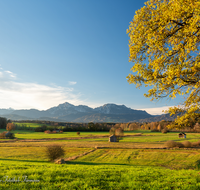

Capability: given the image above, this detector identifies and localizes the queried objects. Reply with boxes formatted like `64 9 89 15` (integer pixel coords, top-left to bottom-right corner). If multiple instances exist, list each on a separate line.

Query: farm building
109 135 117 142
179 132 186 138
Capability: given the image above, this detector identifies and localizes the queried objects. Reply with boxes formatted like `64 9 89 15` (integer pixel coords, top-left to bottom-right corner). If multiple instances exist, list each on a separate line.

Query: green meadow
1 129 200 189
13 122 45 128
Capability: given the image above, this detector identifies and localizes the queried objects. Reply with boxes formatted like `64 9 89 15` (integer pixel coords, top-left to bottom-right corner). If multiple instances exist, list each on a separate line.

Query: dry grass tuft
182 141 192 148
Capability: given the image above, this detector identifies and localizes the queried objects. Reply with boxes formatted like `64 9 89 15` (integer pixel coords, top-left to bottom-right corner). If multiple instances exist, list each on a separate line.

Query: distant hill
0 102 176 123
135 113 177 123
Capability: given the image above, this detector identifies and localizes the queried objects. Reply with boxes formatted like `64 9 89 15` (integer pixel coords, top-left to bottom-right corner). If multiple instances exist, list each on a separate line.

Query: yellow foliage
6 123 15 131
127 0 200 128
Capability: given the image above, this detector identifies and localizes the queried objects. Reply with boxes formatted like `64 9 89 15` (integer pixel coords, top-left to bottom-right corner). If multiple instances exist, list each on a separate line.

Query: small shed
109 135 117 142
179 132 186 138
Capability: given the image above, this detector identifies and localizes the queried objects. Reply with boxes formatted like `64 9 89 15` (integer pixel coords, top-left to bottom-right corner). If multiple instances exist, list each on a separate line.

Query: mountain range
0 102 176 123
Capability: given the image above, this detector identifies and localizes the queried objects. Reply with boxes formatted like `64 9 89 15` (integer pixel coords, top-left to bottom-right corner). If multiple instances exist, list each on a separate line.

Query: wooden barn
109 135 117 142
179 132 186 138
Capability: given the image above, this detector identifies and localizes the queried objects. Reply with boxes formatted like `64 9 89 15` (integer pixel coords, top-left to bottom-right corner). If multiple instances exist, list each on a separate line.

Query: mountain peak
57 102 74 109
94 103 135 114
0 102 174 123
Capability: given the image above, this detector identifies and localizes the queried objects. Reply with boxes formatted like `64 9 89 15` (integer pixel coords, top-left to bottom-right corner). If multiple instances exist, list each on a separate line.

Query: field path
64 149 96 161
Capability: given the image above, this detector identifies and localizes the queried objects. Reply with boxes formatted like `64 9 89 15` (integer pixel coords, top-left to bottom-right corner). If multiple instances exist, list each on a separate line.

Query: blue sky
0 0 184 114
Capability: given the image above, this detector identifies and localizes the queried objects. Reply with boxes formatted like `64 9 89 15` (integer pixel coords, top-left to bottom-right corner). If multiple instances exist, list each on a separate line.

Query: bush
35 127 43 132
176 142 184 148
165 140 177 148
151 129 159 132
162 128 168 134
0 131 7 139
182 141 192 148
35 125 47 132
6 123 15 131
165 140 184 148
45 144 65 162
192 140 200 147
44 130 51 134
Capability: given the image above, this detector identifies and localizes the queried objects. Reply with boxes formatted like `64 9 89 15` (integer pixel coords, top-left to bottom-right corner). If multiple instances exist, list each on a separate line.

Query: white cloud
5 71 16 78
68 81 77 85
0 69 83 110
139 106 173 115
0 70 16 80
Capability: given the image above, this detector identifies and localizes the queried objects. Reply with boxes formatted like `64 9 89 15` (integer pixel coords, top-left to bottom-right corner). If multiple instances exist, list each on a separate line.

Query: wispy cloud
5 71 16 78
0 69 83 110
68 81 77 85
140 106 173 115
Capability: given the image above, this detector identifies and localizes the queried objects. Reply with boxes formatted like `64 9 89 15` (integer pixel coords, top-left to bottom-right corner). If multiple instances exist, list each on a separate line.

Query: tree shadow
66 161 129 166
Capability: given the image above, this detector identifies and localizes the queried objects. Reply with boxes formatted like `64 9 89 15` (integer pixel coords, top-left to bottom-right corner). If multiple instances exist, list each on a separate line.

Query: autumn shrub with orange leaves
6 123 15 131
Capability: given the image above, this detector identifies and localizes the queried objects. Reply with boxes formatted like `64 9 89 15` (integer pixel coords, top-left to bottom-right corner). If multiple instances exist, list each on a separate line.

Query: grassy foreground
1 161 200 190
1 130 200 189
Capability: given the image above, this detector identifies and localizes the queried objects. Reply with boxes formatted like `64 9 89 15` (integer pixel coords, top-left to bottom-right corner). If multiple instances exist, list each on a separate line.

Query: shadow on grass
66 161 129 166
0 158 48 163
66 161 162 169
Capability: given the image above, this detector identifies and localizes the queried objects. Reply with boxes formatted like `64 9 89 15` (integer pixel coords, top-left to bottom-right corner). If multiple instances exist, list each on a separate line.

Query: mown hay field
1 130 200 189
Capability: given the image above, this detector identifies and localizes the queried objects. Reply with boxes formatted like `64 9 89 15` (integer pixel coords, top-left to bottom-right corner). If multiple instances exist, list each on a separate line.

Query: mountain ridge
0 102 175 123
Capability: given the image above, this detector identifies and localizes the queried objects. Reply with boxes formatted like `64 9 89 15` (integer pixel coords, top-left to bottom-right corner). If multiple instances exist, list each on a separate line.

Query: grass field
1 161 200 190
1 129 200 189
13 122 48 128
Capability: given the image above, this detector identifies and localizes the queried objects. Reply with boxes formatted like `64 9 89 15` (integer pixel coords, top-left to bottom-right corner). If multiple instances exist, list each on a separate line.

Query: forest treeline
12 119 200 132
1 117 200 132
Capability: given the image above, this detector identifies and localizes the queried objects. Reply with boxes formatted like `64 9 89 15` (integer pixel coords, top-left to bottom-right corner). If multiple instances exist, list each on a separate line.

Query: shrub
44 130 51 134
45 144 65 162
165 140 184 148
6 123 15 131
35 125 47 132
176 142 184 148
35 127 43 132
165 140 177 148
162 128 168 134
151 129 159 132
0 131 7 139
182 141 192 148
192 140 200 147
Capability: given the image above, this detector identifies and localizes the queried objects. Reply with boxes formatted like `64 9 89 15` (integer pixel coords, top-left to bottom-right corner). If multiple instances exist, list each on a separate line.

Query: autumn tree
157 124 161 131
109 124 124 141
6 123 15 131
115 127 124 141
127 0 200 129
120 123 127 130
129 123 140 131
